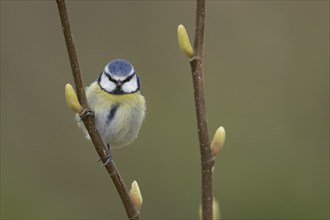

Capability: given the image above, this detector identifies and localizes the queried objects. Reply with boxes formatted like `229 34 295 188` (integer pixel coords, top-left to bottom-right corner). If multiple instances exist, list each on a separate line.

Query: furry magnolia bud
177 24 194 58
210 126 226 157
65 83 82 113
129 180 143 210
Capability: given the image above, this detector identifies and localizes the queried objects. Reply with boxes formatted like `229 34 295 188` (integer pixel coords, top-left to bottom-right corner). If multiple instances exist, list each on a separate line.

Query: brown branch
56 1 139 219
190 0 214 219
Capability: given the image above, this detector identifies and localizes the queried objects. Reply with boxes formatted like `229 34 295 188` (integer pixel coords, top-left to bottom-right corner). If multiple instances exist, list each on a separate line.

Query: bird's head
98 59 140 94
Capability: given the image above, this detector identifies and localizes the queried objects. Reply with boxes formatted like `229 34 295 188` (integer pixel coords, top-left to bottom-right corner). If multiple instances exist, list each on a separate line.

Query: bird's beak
117 81 123 87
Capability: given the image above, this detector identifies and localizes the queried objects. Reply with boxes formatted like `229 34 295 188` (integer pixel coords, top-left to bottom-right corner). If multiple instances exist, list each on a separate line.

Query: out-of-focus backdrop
1 1 329 219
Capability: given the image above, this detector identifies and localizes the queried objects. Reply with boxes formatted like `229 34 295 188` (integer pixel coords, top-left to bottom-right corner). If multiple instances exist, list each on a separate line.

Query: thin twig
190 0 214 219
56 1 139 219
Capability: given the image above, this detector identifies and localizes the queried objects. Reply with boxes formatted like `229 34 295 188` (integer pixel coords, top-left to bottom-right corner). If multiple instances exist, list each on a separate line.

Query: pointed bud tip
65 83 82 113
129 180 143 210
177 24 194 58
211 126 226 157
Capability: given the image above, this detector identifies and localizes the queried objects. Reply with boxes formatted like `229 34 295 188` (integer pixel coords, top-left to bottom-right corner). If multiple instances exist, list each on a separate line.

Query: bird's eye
122 73 135 83
106 74 117 83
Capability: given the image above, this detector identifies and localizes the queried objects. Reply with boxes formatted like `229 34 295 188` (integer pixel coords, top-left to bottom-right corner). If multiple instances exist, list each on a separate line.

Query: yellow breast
86 82 144 110
85 82 146 148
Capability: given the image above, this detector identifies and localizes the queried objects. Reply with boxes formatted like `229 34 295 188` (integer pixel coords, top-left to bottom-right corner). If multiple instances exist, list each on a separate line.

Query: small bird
77 59 146 163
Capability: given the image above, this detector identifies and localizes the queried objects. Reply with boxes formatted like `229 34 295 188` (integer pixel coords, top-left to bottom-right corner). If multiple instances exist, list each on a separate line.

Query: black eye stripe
122 73 135 83
105 73 117 83
105 72 135 84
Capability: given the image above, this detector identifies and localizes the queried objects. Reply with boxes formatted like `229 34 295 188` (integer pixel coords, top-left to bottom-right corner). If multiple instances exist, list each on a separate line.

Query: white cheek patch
122 75 138 93
99 73 116 92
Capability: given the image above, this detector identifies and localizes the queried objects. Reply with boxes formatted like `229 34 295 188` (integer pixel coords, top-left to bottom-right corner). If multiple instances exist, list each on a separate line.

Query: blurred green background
1 1 329 219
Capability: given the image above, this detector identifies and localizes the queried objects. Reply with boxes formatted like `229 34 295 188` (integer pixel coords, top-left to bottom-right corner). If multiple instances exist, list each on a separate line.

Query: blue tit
77 59 146 162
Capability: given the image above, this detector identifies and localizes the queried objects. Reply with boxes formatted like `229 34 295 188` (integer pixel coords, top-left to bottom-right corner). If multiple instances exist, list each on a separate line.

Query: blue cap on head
105 59 134 77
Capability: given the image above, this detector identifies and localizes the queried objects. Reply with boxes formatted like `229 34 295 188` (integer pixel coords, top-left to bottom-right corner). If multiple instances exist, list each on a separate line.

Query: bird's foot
96 153 112 166
80 109 94 120
97 144 112 166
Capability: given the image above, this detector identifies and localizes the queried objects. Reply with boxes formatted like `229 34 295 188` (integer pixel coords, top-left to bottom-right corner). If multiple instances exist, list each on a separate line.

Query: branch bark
56 1 139 219
190 0 214 219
